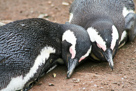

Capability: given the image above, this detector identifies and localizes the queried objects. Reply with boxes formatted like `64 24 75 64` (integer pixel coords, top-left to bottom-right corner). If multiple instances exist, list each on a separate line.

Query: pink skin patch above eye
69 47 75 59
97 43 106 51
79 57 85 62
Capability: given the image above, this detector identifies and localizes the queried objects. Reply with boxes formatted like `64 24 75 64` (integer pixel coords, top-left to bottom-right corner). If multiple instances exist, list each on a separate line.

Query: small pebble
62 2 69 6
72 78 80 83
83 87 86 90
94 84 97 87
53 73 56 78
49 83 54 86
51 4 54 7
38 14 49 18
124 76 127 79
112 82 118 84
48 1 52 4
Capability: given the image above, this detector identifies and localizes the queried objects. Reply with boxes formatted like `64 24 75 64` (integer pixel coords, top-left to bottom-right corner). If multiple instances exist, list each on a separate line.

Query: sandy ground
0 0 136 91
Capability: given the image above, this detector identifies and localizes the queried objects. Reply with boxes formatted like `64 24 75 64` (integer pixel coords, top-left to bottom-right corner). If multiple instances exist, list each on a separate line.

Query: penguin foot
23 81 36 91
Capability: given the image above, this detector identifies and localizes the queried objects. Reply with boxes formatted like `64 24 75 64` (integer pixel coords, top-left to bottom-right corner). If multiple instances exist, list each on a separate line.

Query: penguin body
69 0 136 69
121 0 136 43
0 18 91 90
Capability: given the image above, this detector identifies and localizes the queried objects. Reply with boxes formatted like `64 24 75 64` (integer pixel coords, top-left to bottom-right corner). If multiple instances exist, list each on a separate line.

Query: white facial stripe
123 7 134 17
69 13 73 23
2 46 56 91
87 27 106 51
62 30 77 58
111 25 119 50
79 46 92 62
119 31 127 44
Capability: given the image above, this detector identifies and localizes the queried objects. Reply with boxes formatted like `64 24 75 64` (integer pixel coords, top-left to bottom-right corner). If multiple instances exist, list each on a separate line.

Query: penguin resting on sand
69 0 136 70
122 0 136 42
0 18 91 91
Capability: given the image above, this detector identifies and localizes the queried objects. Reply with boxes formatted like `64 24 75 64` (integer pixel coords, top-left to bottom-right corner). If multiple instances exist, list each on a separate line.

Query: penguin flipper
40 53 60 75
125 13 136 41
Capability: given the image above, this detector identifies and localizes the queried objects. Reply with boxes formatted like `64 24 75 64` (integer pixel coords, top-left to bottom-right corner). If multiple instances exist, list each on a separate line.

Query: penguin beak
67 57 78 79
104 49 114 70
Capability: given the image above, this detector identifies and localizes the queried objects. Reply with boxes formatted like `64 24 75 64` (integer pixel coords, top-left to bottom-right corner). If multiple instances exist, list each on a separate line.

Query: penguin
121 0 136 43
0 18 92 91
69 0 136 70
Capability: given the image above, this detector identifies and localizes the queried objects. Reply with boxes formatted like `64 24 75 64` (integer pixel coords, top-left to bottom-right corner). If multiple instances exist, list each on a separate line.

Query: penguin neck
44 22 64 55
91 19 113 31
85 17 113 29
60 24 73 34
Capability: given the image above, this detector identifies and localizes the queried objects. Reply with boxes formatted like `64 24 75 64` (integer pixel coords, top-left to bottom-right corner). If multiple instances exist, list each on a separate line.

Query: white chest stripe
62 30 77 58
123 7 134 17
87 27 106 51
79 46 92 62
69 13 73 23
119 31 127 44
2 46 56 91
111 25 119 50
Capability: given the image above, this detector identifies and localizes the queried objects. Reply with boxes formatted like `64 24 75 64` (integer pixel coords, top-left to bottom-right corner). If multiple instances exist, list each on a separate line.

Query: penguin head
87 22 119 70
61 24 92 78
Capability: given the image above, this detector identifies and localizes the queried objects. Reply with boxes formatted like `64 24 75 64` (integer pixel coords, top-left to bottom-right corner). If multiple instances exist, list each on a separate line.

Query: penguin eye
69 46 75 59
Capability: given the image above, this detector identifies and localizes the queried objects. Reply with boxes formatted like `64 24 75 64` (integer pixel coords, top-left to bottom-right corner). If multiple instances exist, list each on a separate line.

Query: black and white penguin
121 0 136 43
0 18 91 91
69 0 136 69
